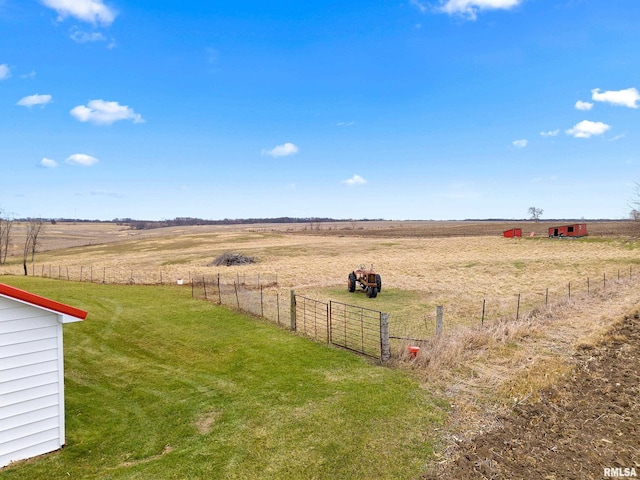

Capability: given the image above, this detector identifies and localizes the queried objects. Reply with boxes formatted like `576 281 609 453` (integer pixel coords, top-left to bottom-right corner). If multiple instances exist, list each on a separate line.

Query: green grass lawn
1 277 446 479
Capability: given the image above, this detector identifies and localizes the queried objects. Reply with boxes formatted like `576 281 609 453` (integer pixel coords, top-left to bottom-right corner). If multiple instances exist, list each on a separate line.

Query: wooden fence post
436 306 443 335
290 290 296 331
380 313 390 362
234 282 240 309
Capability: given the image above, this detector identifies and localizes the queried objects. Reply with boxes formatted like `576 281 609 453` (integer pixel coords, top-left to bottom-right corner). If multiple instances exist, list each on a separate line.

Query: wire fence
190 274 291 328
5 263 278 288
389 264 640 342
4 262 640 357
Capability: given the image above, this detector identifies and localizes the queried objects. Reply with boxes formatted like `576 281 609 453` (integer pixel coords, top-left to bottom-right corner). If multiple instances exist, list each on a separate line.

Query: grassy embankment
1 277 446 480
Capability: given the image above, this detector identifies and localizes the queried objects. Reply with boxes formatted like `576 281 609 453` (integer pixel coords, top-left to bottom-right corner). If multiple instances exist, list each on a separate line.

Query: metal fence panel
295 295 329 343
329 301 382 359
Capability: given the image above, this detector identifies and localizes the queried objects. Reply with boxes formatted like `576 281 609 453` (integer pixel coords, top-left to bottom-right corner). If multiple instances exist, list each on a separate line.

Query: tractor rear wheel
348 272 356 292
376 274 382 292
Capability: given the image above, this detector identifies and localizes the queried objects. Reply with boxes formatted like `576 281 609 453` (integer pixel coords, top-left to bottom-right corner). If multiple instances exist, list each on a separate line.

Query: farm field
2 220 640 478
2 220 640 335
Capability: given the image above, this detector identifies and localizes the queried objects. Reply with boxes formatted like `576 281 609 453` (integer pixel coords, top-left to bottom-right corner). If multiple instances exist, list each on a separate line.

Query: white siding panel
0 314 56 334
0 411 59 439
0 438 61 468
0 337 58 359
0 348 58 370
0 360 58 384
1 381 59 407
0 405 59 432
0 371 59 396
0 325 57 347
0 393 59 420
0 429 62 467
0 297 53 322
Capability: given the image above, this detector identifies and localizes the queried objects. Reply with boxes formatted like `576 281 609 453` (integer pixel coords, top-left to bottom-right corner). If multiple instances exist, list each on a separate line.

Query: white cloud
70 28 106 43
409 0 428 13
337 121 355 127
17 94 52 107
70 99 144 125
40 158 58 168
540 129 559 137
575 100 593 111
262 142 299 157
0 64 10 80
438 0 523 20
566 120 611 138
342 174 367 186
512 139 528 148
41 0 116 25
90 189 123 197
66 153 99 166
591 88 640 109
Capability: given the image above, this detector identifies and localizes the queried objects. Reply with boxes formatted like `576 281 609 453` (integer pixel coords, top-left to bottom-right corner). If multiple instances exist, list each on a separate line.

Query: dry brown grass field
2 219 639 477
2 220 639 335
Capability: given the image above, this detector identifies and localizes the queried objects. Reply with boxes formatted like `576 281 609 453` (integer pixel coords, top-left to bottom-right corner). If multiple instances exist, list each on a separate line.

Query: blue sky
2 0 640 221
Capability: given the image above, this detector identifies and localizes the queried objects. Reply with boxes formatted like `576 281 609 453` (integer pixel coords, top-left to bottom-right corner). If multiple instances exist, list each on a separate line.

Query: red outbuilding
503 228 522 238
548 223 587 238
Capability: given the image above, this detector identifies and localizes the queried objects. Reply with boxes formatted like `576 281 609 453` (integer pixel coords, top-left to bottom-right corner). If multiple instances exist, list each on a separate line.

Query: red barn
548 223 587 238
503 228 522 238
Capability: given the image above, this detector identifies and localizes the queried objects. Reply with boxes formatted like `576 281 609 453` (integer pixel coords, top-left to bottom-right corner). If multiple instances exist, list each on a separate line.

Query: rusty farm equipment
347 265 382 298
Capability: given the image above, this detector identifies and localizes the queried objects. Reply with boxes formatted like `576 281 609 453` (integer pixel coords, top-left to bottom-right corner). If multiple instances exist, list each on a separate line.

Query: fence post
545 287 549 307
290 290 296 331
326 302 330 344
380 313 390 362
217 274 221 304
436 306 443 335
516 293 521 321
203 276 207 300
260 285 264 317
234 282 240 309
481 299 486 326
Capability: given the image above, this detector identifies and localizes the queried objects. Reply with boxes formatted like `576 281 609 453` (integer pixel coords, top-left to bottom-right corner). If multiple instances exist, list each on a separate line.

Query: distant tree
23 218 44 275
0 210 14 265
628 182 640 236
528 207 544 222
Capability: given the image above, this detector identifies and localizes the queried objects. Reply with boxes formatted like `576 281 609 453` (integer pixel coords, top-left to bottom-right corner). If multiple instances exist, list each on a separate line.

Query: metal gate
329 301 383 358
294 295 387 360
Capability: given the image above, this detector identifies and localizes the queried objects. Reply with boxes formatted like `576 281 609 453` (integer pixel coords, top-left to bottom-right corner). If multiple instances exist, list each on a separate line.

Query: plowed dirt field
424 313 640 480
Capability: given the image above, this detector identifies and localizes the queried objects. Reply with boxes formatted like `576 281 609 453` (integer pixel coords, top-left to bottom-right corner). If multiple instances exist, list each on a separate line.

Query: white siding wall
0 296 64 468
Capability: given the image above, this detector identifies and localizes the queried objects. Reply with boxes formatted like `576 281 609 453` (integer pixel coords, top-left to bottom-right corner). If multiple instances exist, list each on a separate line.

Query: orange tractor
348 265 382 298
